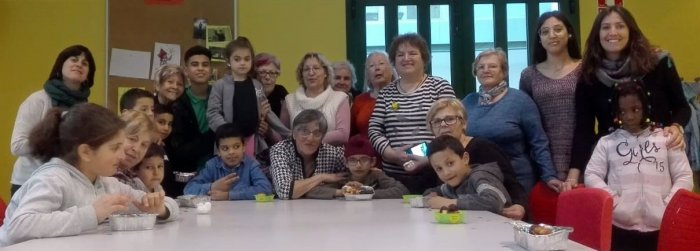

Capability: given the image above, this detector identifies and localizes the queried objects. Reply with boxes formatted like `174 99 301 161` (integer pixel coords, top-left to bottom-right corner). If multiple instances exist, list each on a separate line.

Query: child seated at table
133 144 166 193
305 135 409 199
119 88 155 119
423 135 511 214
0 103 178 247
184 123 273 200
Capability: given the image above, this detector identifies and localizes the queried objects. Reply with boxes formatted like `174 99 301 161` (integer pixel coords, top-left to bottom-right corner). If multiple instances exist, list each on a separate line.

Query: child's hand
134 191 167 217
93 194 130 223
501 204 526 220
344 181 363 188
426 196 457 209
259 100 271 117
212 173 239 192
208 190 229 201
258 119 269 135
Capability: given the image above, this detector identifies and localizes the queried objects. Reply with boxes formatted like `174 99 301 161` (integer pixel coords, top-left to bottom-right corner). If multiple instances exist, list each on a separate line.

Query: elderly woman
351 51 398 136
426 98 527 220
255 52 289 117
368 33 455 194
331 60 361 101
462 48 562 194
270 110 347 199
573 6 689 177
280 52 350 146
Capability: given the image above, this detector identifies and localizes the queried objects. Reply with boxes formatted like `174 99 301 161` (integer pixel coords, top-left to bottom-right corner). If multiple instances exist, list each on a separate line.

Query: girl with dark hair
584 81 692 251
9 45 96 195
207 36 289 159
572 6 690 174
0 103 179 247
519 11 582 191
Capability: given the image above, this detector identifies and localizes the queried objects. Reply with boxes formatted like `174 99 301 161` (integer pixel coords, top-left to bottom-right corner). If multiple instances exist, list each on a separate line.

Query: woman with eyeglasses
463 48 562 195
279 52 350 146
519 11 582 192
368 33 455 194
426 98 527 220
269 110 347 199
254 52 288 117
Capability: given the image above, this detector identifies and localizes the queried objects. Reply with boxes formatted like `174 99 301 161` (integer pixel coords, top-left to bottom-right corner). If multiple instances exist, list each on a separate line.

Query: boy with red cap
305 135 409 199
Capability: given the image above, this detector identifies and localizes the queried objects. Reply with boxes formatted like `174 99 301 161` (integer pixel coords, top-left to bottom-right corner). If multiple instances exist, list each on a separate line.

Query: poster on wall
206 25 233 62
598 0 623 12
151 42 181 80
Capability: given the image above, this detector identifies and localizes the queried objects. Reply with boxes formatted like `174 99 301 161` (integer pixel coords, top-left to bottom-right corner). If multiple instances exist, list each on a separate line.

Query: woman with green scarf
9 45 96 196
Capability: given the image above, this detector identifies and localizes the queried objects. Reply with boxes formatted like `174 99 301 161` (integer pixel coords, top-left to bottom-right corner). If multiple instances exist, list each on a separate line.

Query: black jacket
163 87 215 196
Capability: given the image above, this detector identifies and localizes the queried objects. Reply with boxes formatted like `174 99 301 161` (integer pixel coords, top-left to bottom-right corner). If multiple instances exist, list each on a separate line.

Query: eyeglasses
539 25 566 37
257 71 280 77
345 157 372 167
296 129 323 139
430 115 462 127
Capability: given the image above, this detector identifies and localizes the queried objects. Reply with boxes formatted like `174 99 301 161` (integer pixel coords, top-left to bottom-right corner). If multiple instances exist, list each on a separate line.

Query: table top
5 199 594 251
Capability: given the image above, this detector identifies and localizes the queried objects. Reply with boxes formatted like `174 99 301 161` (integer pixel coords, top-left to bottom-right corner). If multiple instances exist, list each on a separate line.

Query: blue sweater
184 155 273 200
462 88 557 192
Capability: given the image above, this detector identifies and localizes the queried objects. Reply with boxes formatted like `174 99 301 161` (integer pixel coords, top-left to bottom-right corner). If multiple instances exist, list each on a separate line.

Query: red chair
0 198 6 226
555 187 613 251
658 189 700 251
528 181 559 225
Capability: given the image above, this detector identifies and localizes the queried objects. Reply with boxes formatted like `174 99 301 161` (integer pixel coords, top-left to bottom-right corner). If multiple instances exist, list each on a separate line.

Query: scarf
595 56 633 87
232 78 260 137
478 80 508 105
294 86 332 110
43 79 90 108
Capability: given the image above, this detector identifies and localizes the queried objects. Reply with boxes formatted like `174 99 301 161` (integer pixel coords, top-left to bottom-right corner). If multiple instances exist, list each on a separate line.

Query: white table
5 199 594 250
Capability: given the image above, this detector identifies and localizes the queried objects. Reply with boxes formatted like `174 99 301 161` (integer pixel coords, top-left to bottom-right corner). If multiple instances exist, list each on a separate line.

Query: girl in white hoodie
584 81 692 251
0 103 178 247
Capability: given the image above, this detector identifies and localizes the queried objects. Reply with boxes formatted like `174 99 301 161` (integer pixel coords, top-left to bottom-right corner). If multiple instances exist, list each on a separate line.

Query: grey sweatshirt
424 162 512 214
0 158 179 247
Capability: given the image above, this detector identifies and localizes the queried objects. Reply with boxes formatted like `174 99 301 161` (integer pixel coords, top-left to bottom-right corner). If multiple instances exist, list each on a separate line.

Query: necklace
398 74 428 94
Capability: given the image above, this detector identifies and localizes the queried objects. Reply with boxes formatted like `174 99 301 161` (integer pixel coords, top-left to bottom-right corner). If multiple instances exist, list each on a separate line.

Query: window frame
346 0 580 98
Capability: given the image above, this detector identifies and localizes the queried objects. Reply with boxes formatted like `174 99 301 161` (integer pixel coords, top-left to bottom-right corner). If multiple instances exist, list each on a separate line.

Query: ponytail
28 103 126 165
29 108 64 162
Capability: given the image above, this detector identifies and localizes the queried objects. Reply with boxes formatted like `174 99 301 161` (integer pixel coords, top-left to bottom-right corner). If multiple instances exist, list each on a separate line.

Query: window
347 0 579 97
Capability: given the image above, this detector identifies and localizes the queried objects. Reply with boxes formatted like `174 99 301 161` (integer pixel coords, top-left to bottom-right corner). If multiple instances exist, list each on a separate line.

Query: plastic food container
110 214 157 231
433 210 465 224
255 193 275 202
408 196 425 208
402 194 422 203
173 171 196 183
177 195 211 208
342 185 374 201
511 221 573 251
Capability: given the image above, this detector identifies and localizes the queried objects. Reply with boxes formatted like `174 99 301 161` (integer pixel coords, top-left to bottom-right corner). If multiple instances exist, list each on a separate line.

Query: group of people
0 6 693 250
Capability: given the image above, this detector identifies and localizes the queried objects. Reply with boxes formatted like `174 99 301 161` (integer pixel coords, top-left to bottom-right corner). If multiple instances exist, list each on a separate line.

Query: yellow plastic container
255 194 275 202
433 210 465 224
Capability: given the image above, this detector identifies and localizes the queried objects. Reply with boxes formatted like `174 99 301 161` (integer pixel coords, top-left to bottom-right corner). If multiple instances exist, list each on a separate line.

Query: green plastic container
402 194 422 203
433 210 465 224
255 194 275 202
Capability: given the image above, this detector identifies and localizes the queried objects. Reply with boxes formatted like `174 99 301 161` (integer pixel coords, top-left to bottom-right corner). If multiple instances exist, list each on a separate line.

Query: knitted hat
344 135 376 157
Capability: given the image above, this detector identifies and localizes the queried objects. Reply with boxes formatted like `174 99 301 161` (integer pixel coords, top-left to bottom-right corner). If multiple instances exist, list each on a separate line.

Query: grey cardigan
206 75 291 153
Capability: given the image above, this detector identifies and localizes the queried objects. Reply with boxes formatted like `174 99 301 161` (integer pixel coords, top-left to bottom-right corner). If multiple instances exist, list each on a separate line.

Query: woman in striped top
368 33 455 194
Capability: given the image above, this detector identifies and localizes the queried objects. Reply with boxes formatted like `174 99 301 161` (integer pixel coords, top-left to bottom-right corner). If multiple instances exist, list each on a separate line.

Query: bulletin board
107 0 236 111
